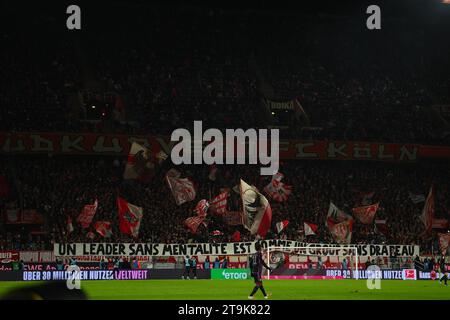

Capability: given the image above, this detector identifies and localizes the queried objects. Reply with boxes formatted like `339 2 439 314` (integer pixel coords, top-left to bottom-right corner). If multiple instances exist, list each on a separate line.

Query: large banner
3 132 450 162
0 251 19 263
0 269 212 281
54 241 420 258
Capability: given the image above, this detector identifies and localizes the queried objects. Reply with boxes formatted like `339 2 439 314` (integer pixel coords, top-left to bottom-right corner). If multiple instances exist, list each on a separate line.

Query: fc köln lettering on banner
165 169 196 205
77 199 98 229
0 133 430 162
240 179 272 238
352 203 379 224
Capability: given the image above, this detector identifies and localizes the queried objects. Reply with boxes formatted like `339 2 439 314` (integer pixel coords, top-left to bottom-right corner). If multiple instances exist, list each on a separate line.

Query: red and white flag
438 233 450 255
352 203 379 224
211 230 223 236
124 142 167 182
94 221 113 238
209 192 229 215
304 222 318 236
117 197 143 238
77 199 98 229
263 172 292 202
240 179 272 238
193 199 209 218
326 202 352 226
328 219 354 244
420 185 434 236
165 169 196 205
67 216 74 234
184 216 207 234
276 220 289 233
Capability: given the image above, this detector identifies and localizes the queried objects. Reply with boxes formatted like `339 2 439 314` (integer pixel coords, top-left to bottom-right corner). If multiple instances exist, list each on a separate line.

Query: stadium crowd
0 4 449 257
1 5 450 143
0 156 448 254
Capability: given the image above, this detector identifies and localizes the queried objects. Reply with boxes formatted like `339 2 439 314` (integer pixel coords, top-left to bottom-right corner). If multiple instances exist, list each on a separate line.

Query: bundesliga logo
170 121 280 175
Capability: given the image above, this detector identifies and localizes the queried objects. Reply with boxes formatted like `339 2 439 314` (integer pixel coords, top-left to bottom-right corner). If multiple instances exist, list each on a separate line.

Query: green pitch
0 280 449 300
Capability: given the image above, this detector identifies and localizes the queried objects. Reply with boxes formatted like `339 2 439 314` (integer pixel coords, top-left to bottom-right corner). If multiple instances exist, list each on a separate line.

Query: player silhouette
248 242 272 299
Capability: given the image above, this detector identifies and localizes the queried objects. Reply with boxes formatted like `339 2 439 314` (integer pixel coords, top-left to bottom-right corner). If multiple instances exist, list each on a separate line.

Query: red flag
165 169 196 205
352 203 379 224
117 197 143 238
184 216 206 234
304 222 318 236
0 175 10 198
94 221 113 238
263 172 292 202
438 233 450 255
67 216 74 234
276 220 289 233
209 192 229 215
193 199 209 218
77 199 98 229
231 230 241 242
240 179 272 238
420 185 434 237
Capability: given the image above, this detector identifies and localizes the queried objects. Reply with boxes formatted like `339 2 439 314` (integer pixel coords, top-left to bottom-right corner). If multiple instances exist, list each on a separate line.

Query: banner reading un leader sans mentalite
54 241 419 257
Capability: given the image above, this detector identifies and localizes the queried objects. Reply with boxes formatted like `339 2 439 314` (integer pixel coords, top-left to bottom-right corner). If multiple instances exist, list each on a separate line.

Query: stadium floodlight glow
92 105 96 109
